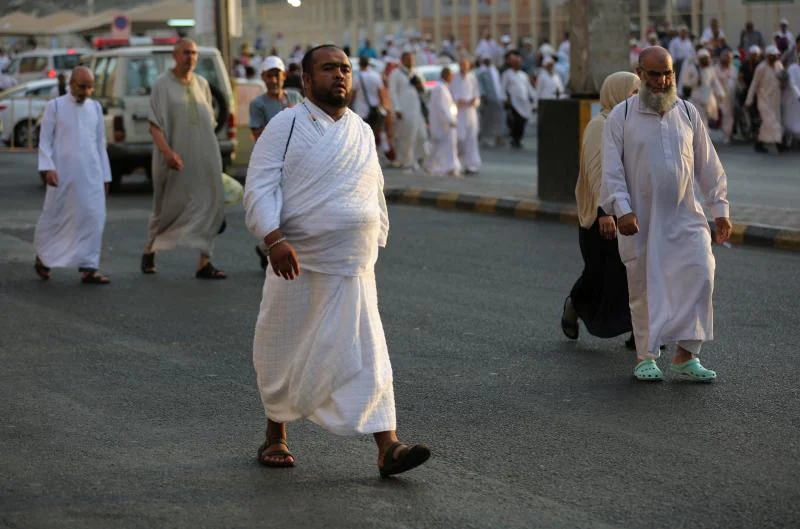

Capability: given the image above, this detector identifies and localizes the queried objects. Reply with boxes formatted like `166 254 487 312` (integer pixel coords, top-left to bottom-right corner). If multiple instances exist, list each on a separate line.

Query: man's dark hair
441 67 451 80
301 44 343 76
359 55 370 69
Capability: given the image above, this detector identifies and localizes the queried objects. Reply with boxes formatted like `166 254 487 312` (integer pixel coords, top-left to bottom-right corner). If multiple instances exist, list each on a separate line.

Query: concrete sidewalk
379 142 800 252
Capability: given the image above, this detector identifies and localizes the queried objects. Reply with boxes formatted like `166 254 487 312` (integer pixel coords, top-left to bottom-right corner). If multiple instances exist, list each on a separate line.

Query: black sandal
378 442 431 478
141 253 156 274
81 271 110 285
257 437 295 468
34 256 51 280
561 296 579 340
196 262 226 279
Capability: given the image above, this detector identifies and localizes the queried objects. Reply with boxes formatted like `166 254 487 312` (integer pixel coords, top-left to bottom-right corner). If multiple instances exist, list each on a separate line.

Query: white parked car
0 78 59 148
4 48 90 84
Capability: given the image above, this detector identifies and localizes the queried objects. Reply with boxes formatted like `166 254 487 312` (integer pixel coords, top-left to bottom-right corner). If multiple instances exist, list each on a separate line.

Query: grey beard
640 84 678 113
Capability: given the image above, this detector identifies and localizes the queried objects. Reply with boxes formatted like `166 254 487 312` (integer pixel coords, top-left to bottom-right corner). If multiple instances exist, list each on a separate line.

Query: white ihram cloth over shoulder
424 82 461 176
244 100 395 435
35 95 111 269
745 61 784 144
450 71 482 170
601 96 729 357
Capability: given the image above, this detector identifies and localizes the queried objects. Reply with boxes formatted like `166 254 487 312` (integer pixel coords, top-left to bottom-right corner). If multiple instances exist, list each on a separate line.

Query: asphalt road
1 152 799 529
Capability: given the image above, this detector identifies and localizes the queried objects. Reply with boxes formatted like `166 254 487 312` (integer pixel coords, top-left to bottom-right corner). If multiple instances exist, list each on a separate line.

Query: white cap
765 44 780 56
260 56 285 73
542 55 554 66
780 18 789 26
697 49 710 59
539 43 555 56
501 34 511 44
749 45 761 55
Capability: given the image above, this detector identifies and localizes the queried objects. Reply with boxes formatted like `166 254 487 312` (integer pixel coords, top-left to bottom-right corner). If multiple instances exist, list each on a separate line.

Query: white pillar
640 0 648 42
665 0 672 25
383 0 392 37
434 0 442 48
470 0 478 51
417 0 424 37
691 0 700 38
531 0 541 46
399 0 408 35
509 0 518 46
451 0 459 42
350 0 359 52
490 0 498 40
549 2 557 46
367 0 376 48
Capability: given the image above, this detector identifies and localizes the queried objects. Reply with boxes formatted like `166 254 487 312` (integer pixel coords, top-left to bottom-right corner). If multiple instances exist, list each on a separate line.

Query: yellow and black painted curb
384 187 800 253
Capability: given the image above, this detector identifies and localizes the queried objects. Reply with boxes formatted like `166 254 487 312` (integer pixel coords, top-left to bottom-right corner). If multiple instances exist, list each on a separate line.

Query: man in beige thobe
143 39 227 278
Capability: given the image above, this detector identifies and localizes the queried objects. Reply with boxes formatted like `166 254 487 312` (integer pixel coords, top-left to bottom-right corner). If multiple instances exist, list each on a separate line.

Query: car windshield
53 54 82 71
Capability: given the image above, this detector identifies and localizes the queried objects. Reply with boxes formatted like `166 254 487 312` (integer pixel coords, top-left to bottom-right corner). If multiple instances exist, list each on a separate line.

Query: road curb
384 187 800 253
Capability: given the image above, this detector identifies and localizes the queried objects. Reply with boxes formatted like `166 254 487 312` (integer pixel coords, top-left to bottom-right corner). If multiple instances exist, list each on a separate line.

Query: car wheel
209 83 229 134
13 121 37 148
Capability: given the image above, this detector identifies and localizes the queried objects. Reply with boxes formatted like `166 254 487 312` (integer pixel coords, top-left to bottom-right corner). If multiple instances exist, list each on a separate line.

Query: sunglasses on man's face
641 69 674 80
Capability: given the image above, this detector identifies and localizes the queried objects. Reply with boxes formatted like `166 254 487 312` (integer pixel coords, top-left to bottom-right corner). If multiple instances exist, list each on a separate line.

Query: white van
87 46 236 191
4 48 91 84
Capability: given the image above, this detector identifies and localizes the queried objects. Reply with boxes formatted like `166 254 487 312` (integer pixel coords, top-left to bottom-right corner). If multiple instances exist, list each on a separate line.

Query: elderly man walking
34 66 112 285
388 51 427 172
601 46 732 382
142 39 226 279
244 45 430 476
746 45 785 153
502 52 537 149
450 57 482 173
424 67 461 177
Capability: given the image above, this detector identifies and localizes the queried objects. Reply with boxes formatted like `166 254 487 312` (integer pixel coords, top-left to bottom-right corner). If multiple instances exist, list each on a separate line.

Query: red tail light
113 115 125 142
47 69 57 78
227 110 236 140
0 104 6 111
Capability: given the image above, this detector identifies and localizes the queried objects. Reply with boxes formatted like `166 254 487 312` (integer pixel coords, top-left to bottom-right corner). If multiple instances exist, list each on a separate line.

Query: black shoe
561 296 579 340
625 334 636 350
754 142 768 153
255 245 268 271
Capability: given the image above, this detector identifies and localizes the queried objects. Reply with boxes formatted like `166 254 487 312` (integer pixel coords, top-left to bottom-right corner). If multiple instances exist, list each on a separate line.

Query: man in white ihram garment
601 47 732 382
424 67 461 177
746 45 786 153
450 57 482 173
244 45 431 476
782 51 800 140
712 50 738 144
34 66 112 285
388 51 427 171
502 52 537 148
682 49 726 128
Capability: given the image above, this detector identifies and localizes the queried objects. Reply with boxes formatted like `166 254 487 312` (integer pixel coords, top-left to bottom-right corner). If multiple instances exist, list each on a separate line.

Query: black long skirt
569 219 632 338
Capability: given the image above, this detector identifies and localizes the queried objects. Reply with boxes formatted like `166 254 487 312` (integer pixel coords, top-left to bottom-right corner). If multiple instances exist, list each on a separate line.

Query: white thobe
684 65 726 124
502 69 537 119
668 37 695 62
536 69 566 101
781 64 800 136
450 72 482 171
601 96 729 357
353 69 384 120
388 66 427 168
745 61 784 144
713 64 738 138
424 83 461 177
244 101 395 435
35 95 111 270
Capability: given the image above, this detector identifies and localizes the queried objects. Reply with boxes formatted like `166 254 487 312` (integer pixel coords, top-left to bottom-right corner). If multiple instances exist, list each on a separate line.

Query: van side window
195 57 219 88
19 57 47 74
127 57 160 96
94 57 109 95
102 57 118 98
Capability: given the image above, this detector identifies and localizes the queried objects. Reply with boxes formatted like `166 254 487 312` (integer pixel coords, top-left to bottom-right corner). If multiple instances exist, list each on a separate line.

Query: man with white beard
713 50 738 144
450 57 482 173
682 49 726 128
601 46 732 382
746 45 786 153
424 68 461 177
389 51 427 171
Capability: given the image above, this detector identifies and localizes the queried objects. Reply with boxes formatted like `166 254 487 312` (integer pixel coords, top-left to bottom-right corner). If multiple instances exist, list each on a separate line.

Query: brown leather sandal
257 438 295 468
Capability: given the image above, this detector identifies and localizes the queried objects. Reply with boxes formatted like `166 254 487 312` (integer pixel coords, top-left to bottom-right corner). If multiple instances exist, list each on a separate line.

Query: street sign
111 14 131 39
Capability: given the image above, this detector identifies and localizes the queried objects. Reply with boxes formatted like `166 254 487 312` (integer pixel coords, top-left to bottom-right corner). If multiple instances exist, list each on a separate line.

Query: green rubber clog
634 359 664 381
670 358 717 382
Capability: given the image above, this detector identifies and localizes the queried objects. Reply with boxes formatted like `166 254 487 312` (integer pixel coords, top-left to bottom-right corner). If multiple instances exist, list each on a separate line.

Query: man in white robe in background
782 53 800 139
746 45 785 153
683 49 726 128
713 49 738 144
450 57 482 173
476 54 506 146
34 66 112 285
602 47 732 382
502 51 537 148
424 67 461 177
244 45 430 476
536 55 567 100
388 51 427 172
